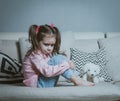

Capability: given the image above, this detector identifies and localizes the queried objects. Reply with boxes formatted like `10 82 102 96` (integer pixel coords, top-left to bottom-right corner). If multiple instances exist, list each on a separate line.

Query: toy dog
82 62 104 83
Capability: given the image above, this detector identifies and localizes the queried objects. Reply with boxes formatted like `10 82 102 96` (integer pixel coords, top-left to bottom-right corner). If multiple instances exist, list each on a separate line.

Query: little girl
23 24 94 88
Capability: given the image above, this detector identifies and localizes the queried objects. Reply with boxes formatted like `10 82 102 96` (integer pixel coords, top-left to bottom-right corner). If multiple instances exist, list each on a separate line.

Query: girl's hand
68 60 75 69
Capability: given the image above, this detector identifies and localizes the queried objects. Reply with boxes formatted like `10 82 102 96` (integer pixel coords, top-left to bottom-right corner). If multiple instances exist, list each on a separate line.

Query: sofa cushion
70 48 112 82
19 37 31 62
0 39 20 61
60 32 105 59
0 51 23 84
61 31 75 59
73 39 99 53
98 36 120 82
105 32 120 38
0 82 120 101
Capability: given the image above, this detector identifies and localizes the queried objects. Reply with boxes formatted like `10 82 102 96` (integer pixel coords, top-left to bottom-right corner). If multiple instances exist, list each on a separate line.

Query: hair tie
50 23 54 28
36 26 40 34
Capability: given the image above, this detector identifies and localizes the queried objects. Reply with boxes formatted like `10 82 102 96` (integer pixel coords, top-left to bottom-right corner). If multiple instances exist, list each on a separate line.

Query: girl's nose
47 46 52 50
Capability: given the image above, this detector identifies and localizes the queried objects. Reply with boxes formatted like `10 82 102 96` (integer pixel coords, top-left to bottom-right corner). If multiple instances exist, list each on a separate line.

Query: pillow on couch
98 36 120 82
70 48 112 82
19 37 31 62
0 51 23 84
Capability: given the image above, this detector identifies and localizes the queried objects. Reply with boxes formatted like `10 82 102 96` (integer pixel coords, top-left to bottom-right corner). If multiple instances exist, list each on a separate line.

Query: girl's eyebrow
43 43 55 45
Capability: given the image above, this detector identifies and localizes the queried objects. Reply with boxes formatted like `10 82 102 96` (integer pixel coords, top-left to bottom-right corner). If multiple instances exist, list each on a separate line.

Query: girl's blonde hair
26 24 62 57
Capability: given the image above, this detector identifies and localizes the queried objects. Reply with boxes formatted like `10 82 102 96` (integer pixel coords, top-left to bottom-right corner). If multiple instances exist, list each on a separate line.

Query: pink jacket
23 51 70 87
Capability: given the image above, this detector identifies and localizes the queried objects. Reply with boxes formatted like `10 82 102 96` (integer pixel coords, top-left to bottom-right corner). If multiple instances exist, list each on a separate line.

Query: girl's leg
38 54 64 88
62 69 95 86
37 75 59 88
62 69 79 80
38 54 94 88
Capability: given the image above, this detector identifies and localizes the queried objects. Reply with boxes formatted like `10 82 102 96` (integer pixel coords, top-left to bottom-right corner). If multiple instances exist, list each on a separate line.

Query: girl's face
39 35 56 55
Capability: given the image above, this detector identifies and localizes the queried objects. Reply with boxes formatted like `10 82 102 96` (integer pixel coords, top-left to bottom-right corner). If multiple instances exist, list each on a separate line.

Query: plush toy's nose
91 74 94 76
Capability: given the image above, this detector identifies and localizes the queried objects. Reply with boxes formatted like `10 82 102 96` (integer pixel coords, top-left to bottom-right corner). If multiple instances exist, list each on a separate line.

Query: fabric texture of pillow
19 37 31 62
0 51 23 84
70 48 112 82
98 36 120 82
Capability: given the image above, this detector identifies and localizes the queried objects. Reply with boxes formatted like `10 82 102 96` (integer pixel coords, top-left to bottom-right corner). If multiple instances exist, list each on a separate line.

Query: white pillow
70 48 112 82
98 36 120 82
19 37 31 62
0 51 23 84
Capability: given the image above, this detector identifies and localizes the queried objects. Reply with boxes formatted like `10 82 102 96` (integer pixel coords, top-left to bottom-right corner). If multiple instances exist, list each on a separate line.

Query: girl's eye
44 43 49 46
51 44 55 47
44 43 54 46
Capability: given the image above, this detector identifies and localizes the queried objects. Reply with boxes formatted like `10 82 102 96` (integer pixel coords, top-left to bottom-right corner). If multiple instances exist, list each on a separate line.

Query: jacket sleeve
30 55 70 77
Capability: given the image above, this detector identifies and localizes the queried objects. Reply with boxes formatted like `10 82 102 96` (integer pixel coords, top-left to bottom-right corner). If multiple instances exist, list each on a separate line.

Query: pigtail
53 26 67 56
26 25 39 56
53 27 61 53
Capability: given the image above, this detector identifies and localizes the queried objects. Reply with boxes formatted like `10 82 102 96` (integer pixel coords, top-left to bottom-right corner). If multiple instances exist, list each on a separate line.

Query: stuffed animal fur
82 62 104 83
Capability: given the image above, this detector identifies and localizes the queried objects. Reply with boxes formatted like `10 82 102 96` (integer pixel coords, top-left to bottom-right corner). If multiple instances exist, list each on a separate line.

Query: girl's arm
31 56 70 77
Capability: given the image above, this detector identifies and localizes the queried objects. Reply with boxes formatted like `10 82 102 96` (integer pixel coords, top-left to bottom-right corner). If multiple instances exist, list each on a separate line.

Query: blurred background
0 0 120 32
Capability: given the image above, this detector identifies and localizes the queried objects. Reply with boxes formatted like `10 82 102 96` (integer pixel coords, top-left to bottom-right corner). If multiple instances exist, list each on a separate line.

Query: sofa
0 32 120 101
